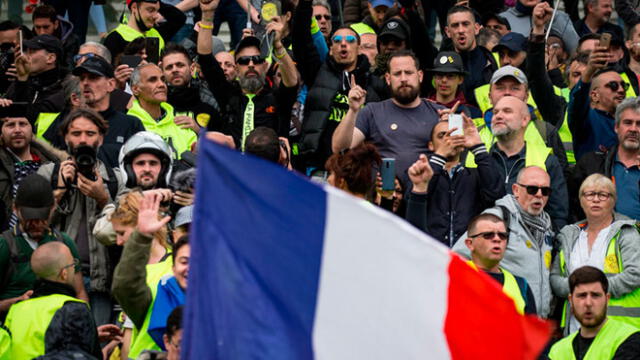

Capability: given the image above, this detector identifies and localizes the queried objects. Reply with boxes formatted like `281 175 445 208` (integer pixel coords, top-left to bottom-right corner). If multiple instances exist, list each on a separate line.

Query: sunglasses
603 80 629 92
517 183 552 196
236 55 265 65
73 52 96 63
332 35 357 44
315 14 332 21
469 231 509 241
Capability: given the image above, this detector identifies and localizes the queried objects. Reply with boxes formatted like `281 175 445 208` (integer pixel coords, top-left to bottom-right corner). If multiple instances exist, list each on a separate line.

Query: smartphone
145 37 160 64
18 30 22 56
381 158 396 191
448 113 463 136
120 55 142 68
599 33 611 49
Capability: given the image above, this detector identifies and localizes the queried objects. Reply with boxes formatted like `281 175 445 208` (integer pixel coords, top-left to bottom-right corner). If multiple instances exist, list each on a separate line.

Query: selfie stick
247 1 252 29
545 0 560 42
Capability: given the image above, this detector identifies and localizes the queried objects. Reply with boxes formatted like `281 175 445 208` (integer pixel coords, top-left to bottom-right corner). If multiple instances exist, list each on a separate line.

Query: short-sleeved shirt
613 157 640 220
355 99 442 180
0 229 80 300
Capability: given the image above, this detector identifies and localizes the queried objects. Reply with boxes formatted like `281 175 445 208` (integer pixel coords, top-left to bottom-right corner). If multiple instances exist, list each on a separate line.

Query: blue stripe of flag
182 140 327 359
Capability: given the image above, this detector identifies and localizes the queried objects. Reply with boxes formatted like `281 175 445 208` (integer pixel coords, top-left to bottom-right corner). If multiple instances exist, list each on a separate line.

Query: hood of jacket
55 16 75 43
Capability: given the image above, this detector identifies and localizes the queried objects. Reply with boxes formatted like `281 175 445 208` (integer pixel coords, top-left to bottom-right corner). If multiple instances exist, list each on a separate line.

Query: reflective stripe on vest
558 110 575 164
464 121 551 169
620 72 638 98
128 257 174 359
548 318 639 360
559 227 640 329
34 112 60 142
4 294 85 359
466 261 526 314
110 24 165 55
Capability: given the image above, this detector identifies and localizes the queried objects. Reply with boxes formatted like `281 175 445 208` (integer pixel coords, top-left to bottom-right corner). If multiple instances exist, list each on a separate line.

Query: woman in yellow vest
551 174 640 334
111 191 189 359
109 191 173 359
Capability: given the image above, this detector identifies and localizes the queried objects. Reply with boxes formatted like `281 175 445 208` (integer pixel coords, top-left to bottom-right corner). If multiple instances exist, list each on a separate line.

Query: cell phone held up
599 33 611 50
120 55 142 69
448 114 464 136
381 158 395 191
145 37 160 65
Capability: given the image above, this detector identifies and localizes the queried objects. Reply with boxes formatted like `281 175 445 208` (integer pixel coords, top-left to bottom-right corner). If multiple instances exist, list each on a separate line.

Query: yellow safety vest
548 318 639 360
620 72 638 98
127 100 198 159
350 22 375 35
34 112 60 143
559 227 640 329
491 52 501 67
4 294 85 360
127 257 174 359
0 326 10 360
466 261 526 314
464 121 552 170
109 24 165 56
558 87 575 165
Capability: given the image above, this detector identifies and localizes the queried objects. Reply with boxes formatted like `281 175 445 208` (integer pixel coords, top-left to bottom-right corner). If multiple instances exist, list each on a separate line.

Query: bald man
454 165 556 317
486 96 569 230
3 242 102 359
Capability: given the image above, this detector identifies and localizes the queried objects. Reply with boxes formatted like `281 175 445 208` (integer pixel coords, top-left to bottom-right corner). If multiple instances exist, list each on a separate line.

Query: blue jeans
83 276 112 326
212 0 247 49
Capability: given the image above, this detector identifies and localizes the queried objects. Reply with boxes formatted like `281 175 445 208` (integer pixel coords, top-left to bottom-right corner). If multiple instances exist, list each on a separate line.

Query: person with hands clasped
405 115 504 247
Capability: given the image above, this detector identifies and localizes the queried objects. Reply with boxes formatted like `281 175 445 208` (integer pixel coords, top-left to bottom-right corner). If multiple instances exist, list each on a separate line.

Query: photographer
37 108 126 326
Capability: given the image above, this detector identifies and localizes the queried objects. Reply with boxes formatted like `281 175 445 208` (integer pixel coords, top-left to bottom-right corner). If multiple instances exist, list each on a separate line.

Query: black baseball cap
23 34 62 56
379 18 409 43
72 56 115 78
234 36 263 57
428 51 467 75
493 32 527 53
0 103 28 119
482 13 511 30
14 173 54 220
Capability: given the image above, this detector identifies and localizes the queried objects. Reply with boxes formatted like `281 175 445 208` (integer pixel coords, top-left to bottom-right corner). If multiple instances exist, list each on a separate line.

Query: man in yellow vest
103 0 186 64
549 266 640 359
463 213 537 315
127 63 198 159
4 242 103 359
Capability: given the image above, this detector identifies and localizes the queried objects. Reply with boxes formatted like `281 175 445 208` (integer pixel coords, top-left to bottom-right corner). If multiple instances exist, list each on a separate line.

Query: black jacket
5 68 65 125
293 0 387 168
527 35 567 129
457 45 498 108
29 279 101 360
167 77 220 130
405 145 505 247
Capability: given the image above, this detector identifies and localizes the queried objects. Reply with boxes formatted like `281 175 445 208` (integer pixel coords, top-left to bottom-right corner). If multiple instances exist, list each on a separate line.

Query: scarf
515 1 534 16
516 199 552 247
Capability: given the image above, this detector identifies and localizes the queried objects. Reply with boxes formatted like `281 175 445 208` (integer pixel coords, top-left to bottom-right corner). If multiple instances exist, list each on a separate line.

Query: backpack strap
497 205 511 230
50 161 61 190
103 165 118 201
0 228 23 293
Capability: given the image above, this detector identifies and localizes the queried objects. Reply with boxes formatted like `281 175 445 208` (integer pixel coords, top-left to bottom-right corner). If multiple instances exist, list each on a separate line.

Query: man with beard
118 131 173 191
103 0 185 64
0 104 61 231
574 0 623 39
444 6 498 108
0 174 87 315
197 0 298 151
477 96 568 230
548 266 640 359
37 108 126 326
453 165 557 318
160 44 219 134
493 32 527 69
127 63 198 159
572 97 640 220
332 51 440 182
569 47 627 160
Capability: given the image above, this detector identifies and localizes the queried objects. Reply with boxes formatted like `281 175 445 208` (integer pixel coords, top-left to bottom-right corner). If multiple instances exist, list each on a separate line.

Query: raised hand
408 154 433 193
137 192 172 237
462 113 482 148
348 74 367 111
200 0 219 13
532 2 553 34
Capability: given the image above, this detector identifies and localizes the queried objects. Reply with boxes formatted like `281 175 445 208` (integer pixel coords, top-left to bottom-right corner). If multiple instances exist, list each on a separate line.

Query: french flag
182 140 551 359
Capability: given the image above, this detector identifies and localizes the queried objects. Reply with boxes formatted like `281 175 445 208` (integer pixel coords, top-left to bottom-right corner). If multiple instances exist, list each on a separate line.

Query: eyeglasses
603 81 629 92
469 231 509 241
73 53 96 63
315 14 332 21
516 183 552 196
582 191 612 201
236 55 265 66
60 258 80 273
332 35 357 44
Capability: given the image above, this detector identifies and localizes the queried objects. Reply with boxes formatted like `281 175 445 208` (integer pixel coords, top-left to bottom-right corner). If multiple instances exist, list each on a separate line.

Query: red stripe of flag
444 253 552 359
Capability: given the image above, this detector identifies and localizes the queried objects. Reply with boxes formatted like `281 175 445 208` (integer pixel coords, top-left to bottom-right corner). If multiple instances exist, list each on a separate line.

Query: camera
73 145 98 181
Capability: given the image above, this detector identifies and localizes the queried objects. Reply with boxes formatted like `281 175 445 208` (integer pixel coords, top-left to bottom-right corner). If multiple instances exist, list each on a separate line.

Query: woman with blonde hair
551 174 640 334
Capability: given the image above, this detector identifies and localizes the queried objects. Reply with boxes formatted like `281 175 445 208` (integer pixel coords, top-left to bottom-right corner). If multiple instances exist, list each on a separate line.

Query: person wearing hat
103 0 186 64
36 56 145 168
574 0 623 40
5 34 65 125
426 51 482 119
367 0 395 32
198 0 298 151
493 32 527 70
0 173 87 314
482 13 511 37
0 103 61 232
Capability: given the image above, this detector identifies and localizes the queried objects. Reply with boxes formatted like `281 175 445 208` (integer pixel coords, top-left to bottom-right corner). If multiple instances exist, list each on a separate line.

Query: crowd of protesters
2 0 640 358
